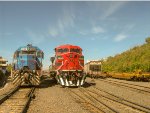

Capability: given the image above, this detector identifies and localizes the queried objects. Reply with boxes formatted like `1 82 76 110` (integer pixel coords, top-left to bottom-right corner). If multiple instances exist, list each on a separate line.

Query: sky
0 1 150 69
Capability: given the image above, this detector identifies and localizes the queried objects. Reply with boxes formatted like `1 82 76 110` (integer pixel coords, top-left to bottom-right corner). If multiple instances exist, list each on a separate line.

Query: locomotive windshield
20 51 36 55
70 48 81 53
57 48 69 53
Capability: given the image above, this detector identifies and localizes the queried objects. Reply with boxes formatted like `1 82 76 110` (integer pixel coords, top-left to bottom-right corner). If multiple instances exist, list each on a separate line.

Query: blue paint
13 44 44 71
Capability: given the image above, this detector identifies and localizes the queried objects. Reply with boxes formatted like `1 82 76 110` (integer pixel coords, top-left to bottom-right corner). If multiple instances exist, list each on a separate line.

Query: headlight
79 56 84 60
57 55 63 59
33 70 35 73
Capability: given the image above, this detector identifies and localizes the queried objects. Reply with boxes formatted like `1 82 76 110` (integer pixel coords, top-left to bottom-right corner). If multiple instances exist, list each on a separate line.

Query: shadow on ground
37 77 97 89
38 78 57 88
81 82 96 88
66 81 96 89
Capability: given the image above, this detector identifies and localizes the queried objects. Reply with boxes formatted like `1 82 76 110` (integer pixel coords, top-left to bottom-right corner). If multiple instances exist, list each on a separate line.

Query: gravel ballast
27 79 88 113
87 78 150 108
2 77 148 113
0 82 15 96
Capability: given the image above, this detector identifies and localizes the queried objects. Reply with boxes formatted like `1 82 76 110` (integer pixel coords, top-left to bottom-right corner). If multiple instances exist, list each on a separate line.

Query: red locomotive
50 44 86 86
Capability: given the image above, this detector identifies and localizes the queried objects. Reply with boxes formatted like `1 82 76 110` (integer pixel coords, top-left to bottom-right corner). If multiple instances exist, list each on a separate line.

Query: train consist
105 71 150 81
49 44 86 86
85 60 150 81
84 60 104 78
1 43 149 88
11 44 44 86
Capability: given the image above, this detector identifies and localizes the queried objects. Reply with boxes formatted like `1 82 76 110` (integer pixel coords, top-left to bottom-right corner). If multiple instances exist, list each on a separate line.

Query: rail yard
1 1 150 113
0 42 150 113
0 77 149 113
0 86 35 113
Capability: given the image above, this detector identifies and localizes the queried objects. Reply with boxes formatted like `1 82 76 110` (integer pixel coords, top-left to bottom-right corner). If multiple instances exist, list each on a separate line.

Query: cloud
124 24 135 32
78 31 88 35
48 6 75 37
79 26 105 36
27 30 45 44
58 9 75 31
92 26 105 34
86 1 127 20
48 28 59 37
114 34 127 42
113 24 135 42
0 32 13 38
101 2 127 19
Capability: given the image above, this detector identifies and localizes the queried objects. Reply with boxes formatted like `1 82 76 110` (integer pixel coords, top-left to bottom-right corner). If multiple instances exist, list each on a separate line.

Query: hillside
102 37 150 73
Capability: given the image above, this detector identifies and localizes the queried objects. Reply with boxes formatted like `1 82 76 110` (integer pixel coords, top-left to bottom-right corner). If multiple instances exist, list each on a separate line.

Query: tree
145 37 150 43
102 37 150 73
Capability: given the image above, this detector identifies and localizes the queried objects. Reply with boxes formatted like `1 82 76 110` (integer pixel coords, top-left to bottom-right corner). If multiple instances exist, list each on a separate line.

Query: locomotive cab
12 44 44 86
50 44 86 87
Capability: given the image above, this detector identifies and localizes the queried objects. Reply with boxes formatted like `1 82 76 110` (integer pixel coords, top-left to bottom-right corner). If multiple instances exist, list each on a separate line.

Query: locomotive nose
69 54 77 58
74 55 77 58
67 54 79 70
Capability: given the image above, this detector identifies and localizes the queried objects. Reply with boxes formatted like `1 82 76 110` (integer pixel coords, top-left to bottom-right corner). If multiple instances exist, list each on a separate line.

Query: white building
0 56 8 74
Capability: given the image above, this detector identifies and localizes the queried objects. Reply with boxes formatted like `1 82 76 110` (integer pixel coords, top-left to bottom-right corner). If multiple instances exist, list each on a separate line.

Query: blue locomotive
12 44 44 86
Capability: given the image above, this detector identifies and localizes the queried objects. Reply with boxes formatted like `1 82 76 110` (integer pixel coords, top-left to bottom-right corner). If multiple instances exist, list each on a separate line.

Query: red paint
54 44 84 71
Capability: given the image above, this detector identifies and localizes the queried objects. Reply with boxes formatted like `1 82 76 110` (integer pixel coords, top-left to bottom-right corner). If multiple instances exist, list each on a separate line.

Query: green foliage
102 37 150 73
145 37 150 43
6 64 12 73
0 70 4 76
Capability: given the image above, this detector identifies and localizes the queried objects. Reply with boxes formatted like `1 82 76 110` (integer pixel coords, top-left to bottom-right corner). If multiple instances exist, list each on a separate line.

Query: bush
0 70 6 87
145 37 150 43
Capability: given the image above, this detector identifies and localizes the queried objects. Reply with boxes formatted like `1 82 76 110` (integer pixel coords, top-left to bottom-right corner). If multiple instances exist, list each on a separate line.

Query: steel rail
105 79 150 89
0 86 20 105
21 87 35 113
79 88 119 113
0 87 35 113
69 88 105 113
93 86 150 113
100 79 150 94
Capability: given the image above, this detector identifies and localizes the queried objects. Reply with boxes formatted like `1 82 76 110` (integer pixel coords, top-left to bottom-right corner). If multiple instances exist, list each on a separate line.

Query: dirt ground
27 79 88 113
27 78 150 113
0 82 15 96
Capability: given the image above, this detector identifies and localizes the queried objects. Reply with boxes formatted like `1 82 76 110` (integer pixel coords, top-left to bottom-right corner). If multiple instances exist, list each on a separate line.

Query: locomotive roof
16 44 43 52
85 60 102 65
55 44 82 50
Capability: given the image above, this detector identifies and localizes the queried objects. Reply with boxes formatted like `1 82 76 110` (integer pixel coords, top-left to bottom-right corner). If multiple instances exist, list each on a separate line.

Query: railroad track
100 79 150 94
68 88 119 113
91 86 150 113
0 86 35 113
68 86 150 113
